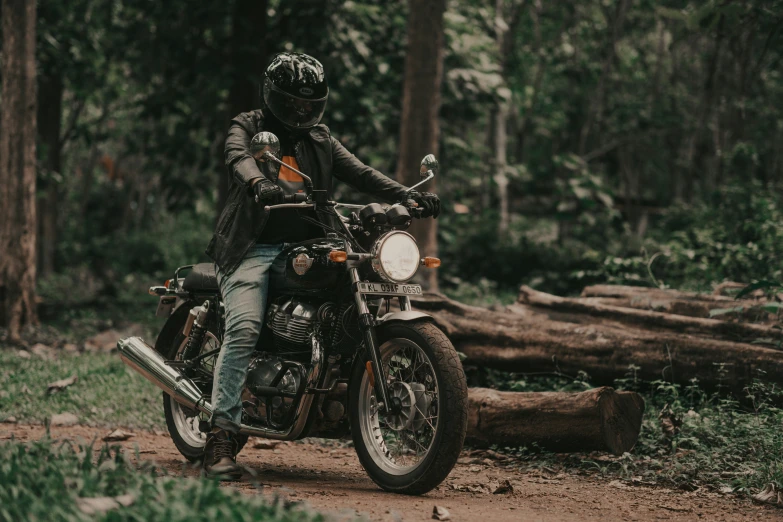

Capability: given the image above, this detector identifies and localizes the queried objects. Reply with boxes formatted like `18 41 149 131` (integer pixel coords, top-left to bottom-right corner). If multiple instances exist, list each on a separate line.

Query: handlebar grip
283 193 308 203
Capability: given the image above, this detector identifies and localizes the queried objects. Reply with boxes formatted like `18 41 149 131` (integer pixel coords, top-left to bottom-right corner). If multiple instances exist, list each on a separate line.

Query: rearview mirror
250 132 281 162
251 132 281 178
420 154 439 177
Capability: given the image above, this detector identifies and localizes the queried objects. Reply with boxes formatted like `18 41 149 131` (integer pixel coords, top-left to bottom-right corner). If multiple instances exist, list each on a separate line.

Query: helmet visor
264 81 327 129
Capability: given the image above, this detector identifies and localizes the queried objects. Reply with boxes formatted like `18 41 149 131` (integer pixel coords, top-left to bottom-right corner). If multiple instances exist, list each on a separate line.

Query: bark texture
466 387 645 455
0 0 38 340
395 0 447 291
580 284 773 322
519 285 779 343
410 292 783 392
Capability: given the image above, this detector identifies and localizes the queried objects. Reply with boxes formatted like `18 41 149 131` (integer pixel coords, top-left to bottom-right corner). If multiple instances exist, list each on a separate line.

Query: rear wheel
162 324 247 462
349 321 468 495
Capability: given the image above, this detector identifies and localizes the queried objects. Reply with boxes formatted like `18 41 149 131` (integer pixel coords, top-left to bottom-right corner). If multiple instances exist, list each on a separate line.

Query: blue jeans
210 243 285 433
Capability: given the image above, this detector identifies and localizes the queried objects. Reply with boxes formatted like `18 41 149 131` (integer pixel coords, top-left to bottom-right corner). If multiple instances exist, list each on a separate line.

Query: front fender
375 310 432 326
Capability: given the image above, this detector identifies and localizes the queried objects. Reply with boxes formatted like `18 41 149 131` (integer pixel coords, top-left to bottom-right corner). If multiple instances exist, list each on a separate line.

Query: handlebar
260 194 426 218
263 202 316 212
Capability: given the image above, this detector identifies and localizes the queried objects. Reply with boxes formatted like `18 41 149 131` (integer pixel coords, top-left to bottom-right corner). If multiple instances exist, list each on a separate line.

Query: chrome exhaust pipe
116 336 323 440
117 337 208 412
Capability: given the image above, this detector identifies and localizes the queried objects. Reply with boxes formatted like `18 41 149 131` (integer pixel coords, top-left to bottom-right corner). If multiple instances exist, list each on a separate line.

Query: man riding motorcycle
203 52 441 480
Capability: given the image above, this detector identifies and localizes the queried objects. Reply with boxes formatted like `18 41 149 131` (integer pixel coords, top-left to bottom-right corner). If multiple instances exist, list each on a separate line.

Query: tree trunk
0 0 38 341
410 293 783 393
467 387 645 455
217 0 268 216
492 101 509 236
36 70 63 278
395 0 447 291
513 0 544 165
490 0 511 236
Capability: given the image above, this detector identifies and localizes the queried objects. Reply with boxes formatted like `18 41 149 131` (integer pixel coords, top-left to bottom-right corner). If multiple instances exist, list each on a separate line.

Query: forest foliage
19 0 783 302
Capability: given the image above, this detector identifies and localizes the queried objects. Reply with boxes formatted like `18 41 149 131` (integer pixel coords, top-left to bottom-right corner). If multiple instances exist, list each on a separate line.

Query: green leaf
762 303 783 314
736 281 782 299
709 306 744 317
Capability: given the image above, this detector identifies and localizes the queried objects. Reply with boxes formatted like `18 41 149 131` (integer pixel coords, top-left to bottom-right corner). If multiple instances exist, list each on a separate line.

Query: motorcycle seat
182 263 219 292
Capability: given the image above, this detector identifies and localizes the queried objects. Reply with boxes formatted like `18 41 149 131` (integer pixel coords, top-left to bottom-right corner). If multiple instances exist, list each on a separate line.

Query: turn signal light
422 257 441 268
329 250 348 263
164 279 171 288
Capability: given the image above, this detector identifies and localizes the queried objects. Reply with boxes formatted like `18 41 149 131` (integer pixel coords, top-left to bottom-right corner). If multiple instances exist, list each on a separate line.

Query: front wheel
349 321 468 495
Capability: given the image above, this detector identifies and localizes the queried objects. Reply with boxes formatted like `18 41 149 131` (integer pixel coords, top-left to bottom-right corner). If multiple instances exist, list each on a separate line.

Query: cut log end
597 388 645 455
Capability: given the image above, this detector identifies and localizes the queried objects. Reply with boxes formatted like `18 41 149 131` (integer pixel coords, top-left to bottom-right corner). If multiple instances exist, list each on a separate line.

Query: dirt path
3 424 781 522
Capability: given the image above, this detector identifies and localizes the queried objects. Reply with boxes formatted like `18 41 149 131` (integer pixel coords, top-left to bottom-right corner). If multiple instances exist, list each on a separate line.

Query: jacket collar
308 124 330 143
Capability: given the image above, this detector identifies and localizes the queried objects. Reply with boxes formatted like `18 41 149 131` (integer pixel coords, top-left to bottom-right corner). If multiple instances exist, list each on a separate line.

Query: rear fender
154 300 198 357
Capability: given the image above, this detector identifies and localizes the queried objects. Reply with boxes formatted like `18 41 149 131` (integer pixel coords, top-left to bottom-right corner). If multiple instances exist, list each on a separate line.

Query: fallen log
582 285 730 301
581 284 772 322
410 293 783 392
466 387 644 455
519 285 780 344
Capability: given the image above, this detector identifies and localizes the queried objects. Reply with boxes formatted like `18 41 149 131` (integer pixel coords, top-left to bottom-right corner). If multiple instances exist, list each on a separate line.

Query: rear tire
349 321 468 495
162 326 247 462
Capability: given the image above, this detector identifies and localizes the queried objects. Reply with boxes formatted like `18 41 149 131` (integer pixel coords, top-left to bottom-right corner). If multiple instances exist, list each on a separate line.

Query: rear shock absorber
181 301 211 361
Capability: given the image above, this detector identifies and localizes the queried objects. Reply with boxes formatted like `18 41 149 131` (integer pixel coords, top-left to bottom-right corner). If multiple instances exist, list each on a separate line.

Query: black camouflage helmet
263 52 329 129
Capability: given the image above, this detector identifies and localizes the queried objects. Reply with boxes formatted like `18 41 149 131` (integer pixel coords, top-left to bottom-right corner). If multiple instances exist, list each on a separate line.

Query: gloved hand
252 178 284 205
409 191 441 218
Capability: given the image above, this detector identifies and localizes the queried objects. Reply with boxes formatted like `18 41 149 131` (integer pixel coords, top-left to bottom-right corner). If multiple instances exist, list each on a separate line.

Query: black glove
409 191 441 218
252 178 284 205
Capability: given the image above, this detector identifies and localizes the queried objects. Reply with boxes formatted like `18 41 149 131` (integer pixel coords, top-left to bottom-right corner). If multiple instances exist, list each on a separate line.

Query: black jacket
206 109 409 276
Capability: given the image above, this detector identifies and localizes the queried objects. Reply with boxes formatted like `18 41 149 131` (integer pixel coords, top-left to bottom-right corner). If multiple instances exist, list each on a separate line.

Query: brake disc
409 383 432 431
384 381 417 431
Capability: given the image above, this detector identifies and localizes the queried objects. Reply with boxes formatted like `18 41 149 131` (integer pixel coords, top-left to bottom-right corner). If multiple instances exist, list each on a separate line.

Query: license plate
358 282 422 296
155 296 177 317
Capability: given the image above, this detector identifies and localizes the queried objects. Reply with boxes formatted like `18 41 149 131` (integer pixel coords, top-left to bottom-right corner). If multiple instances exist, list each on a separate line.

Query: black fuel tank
269 237 349 297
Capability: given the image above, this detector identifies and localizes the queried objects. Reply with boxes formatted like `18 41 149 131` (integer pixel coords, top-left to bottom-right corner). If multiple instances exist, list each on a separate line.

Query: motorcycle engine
244 353 301 426
266 298 335 355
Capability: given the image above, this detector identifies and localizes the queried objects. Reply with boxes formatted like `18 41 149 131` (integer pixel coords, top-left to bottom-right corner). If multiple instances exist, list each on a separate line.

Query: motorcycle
117 131 468 495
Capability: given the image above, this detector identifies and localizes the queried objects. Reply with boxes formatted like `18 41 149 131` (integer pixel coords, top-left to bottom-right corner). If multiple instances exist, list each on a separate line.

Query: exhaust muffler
116 336 322 440
117 337 211 413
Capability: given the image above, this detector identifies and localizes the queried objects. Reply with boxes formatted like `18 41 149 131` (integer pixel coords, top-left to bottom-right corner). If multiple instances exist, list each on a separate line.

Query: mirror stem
406 170 435 193
263 151 314 192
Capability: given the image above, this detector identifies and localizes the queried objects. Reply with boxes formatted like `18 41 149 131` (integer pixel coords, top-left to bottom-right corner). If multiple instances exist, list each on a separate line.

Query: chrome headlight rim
370 231 420 283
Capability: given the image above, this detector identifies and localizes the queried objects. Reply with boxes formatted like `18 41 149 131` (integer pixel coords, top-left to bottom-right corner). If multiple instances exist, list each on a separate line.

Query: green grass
0 436 325 522
0 351 163 429
441 277 518 308
619 378 783 494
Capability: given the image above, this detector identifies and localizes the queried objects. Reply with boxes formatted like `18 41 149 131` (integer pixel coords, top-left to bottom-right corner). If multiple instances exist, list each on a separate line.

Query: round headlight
372 232 420 283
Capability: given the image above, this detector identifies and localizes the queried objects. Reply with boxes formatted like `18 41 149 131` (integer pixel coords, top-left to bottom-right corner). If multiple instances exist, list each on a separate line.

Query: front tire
349 321 468 495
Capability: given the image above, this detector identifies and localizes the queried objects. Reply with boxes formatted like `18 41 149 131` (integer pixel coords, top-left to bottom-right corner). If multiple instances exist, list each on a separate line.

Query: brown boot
202 429 242 481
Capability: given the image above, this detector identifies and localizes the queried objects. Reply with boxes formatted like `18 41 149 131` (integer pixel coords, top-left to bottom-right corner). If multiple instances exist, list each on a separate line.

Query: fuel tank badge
292 253 314 275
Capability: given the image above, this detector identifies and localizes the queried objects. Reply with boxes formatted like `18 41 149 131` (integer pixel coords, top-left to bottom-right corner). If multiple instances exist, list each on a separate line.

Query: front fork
349 266 401 414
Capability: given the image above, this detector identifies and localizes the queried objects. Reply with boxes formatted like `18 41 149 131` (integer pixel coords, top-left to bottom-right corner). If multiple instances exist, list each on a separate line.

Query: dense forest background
4 0 783 327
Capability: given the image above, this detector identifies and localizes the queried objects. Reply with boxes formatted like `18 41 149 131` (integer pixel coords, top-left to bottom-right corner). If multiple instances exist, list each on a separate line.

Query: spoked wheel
162 326 246 461
349 321 468 495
